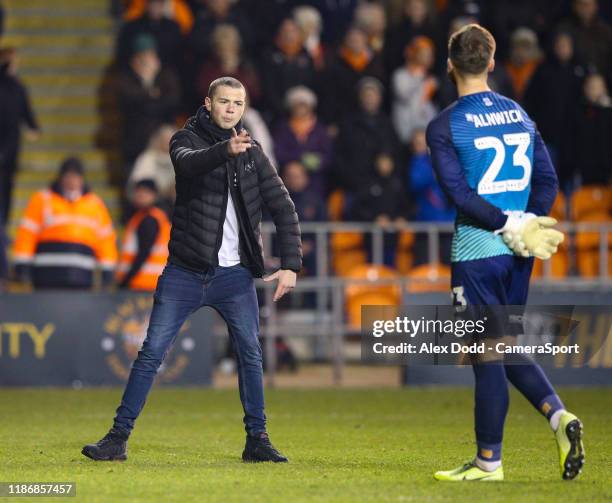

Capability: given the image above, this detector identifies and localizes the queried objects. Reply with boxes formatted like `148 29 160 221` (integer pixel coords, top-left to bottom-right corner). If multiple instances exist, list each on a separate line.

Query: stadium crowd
0 0 611 291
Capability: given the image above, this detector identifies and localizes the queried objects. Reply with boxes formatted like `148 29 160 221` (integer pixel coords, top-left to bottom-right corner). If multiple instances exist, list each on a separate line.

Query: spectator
117 179 171 291
12 157 117 290
322 26 385 126
505 27 543 102
260 18 316 124
129 124 177 210
196 24 261 108
306 0 359 46
123 0 194 35
0 47 40 224
384 0 443 75
557 0 612 78
293 5 325 71
346 152 409 267
354 2 387 56
281 160 326 276
569 73 612 186
116 0 183 69
117 34 181 168
391 36 438 145
242 107 276 167
334 77 400 192
273 86 333 196
408 129 454 264
189 0 253 61
523 31 584 187
481 0 563 63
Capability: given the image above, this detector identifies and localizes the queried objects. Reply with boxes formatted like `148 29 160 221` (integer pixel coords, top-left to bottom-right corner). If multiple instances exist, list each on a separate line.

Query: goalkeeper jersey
426 90 558 263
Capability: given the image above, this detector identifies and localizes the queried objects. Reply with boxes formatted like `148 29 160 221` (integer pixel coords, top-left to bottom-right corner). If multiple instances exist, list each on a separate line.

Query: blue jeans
113 262 266 436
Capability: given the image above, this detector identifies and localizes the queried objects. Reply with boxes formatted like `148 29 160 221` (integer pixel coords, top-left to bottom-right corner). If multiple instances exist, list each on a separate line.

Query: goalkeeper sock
473 363 508 467
504 356 565 430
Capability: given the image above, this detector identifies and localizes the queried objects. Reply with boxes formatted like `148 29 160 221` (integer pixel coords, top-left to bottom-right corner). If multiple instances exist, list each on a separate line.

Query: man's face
584 74 606 103
282 162 308 192
574 0 597 24
359 86 382 114
61 172 84 193
406 0 427 24
205 85 246 129
207 0 231 17
147 0 165 20
133 187 157 209
345 29 368 53
554 34 573 62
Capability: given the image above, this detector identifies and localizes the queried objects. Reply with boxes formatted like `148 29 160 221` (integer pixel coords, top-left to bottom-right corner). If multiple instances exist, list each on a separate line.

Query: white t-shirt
217 187 241 266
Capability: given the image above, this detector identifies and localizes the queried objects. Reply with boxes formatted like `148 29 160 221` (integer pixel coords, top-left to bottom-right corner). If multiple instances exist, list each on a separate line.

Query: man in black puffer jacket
83 77 302 464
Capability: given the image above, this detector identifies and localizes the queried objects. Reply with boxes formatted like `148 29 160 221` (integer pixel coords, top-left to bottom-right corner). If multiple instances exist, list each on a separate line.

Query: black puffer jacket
168 106 302 277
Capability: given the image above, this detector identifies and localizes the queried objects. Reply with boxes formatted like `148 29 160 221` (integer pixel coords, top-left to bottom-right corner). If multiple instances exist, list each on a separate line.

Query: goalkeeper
425 24 583 482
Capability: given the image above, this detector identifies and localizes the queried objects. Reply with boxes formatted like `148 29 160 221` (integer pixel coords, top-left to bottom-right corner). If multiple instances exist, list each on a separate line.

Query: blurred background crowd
0 0 610 293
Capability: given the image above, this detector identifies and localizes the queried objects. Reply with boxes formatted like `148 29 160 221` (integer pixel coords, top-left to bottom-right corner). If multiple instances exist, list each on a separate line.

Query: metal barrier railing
255 221 612 386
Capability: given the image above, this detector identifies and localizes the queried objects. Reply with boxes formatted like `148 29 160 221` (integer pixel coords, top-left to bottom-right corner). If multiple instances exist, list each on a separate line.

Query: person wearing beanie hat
116 178 171 291
12 157 117 290
115 0 182 69
117 31 181 167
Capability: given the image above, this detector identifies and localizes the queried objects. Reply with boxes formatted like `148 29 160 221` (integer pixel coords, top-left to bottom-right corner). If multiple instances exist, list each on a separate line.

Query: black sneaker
242 432 288 463
81 428 128 461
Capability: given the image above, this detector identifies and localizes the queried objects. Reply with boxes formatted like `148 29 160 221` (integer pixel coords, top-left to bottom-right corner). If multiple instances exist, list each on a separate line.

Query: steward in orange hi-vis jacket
116 179 170 291
12 157 117 289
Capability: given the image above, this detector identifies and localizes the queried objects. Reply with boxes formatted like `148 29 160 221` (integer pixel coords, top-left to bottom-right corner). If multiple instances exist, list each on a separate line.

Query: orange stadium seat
531 252 569 279
571 185 611 221
344 264 401 329
327 189 367 275
571 186 612 277
550 192 567 221
532 192 569 279
395 231 415 274
407 263 451 293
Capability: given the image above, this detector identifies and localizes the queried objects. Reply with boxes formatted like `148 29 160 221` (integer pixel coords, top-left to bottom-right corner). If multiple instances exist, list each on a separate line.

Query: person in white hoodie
128 123 177 206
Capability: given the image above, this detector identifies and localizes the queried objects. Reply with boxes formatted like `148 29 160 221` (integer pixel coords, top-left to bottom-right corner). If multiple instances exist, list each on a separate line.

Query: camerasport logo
101 297 195 382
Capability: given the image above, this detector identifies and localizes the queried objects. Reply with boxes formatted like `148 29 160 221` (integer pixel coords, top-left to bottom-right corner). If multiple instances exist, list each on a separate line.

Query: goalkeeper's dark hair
448 24 496 76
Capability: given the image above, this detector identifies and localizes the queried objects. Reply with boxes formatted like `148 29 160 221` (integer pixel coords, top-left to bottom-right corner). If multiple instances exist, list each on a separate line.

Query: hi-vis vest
13 188 117 287
116 207 171 291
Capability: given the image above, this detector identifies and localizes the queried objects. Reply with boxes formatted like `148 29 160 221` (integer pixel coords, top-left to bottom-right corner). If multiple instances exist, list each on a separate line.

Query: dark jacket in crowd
523 55 584 184
334 110 400 192
557 14 612 77
260 48 316 123
168 107 302 277
0 67 38 168
116 15 183 68
384 16 443 75
117 66 181 165
347 172 409 222
321 52 385 125
0 65 39 221
188 4 254 61
569 100 612 186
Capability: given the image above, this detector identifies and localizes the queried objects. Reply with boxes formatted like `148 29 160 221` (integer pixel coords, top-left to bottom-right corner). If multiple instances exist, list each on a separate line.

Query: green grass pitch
1 387 610 502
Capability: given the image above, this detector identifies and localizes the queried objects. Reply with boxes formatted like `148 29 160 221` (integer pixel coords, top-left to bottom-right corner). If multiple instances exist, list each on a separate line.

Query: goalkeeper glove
497 211 564 260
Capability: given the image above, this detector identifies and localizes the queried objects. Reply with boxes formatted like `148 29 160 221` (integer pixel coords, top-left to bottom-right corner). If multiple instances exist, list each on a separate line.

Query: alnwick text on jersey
465 110 524 128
